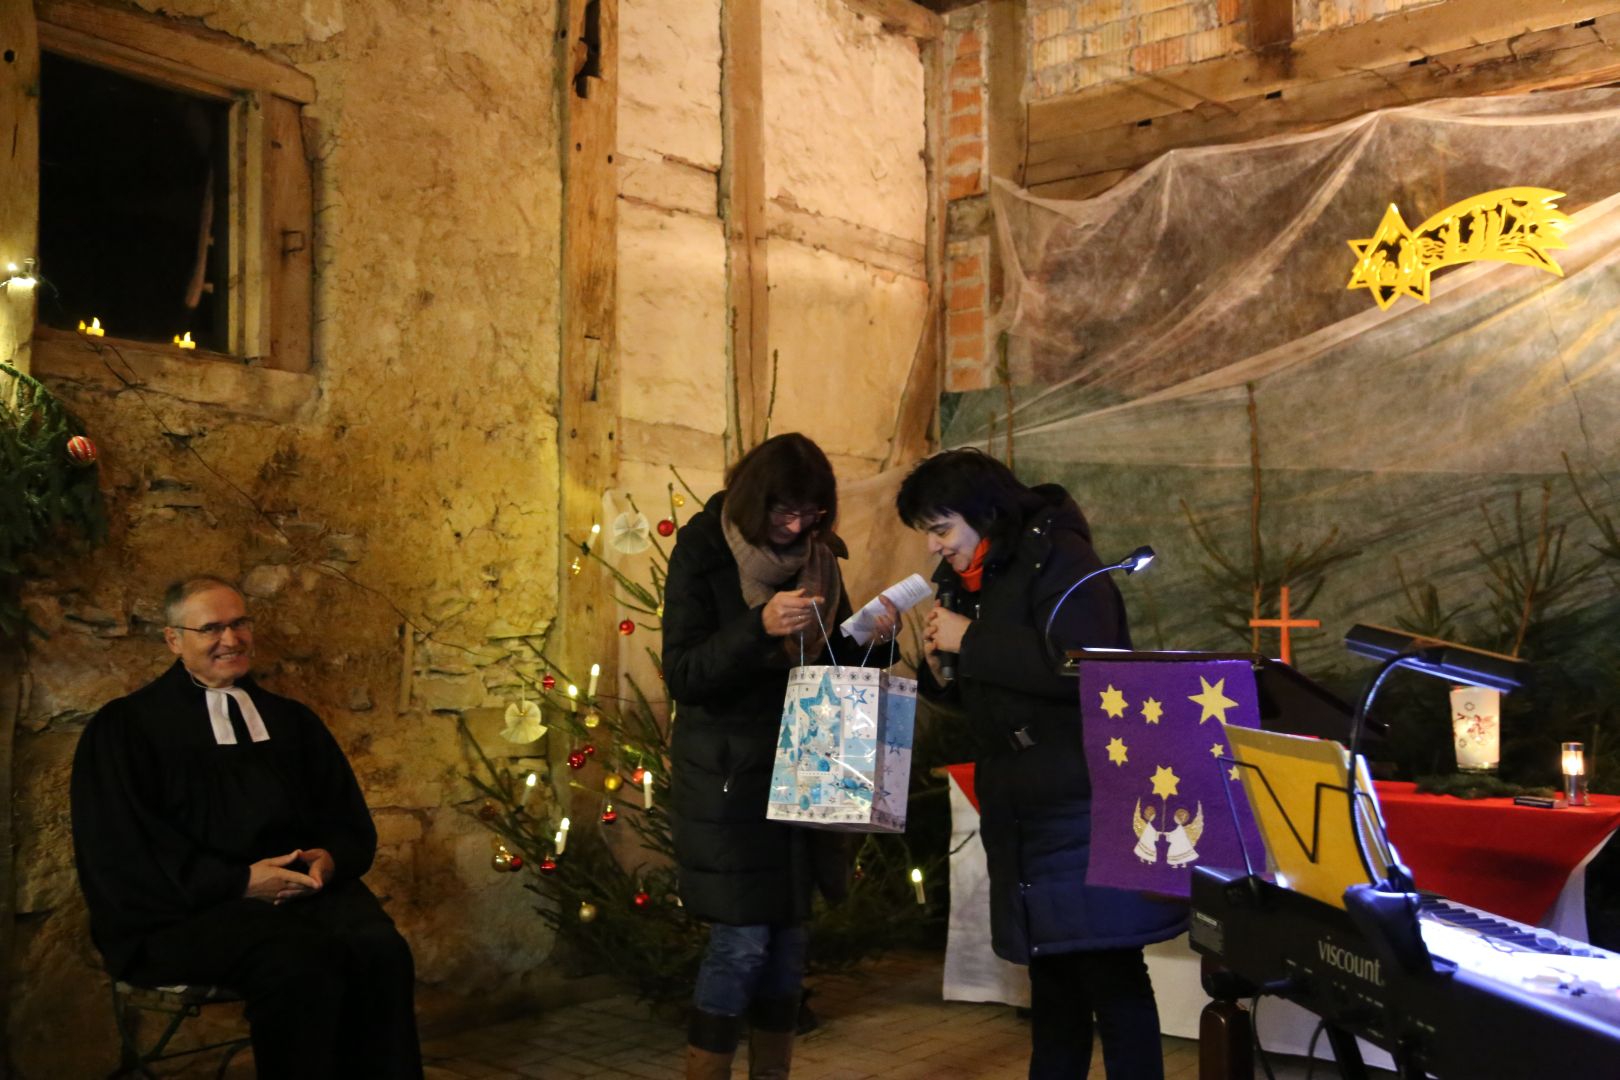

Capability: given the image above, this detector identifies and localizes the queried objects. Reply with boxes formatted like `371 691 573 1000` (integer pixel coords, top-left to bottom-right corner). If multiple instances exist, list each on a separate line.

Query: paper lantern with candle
1450 687 1501 773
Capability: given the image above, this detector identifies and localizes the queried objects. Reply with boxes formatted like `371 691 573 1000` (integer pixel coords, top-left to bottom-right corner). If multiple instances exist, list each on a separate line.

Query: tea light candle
1563 742 1588 807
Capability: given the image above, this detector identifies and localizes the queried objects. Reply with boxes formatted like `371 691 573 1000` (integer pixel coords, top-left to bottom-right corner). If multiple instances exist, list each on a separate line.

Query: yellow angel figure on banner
1346 187 1573 309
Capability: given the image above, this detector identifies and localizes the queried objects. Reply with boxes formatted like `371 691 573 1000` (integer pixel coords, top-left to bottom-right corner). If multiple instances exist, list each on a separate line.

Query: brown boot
687 1008 741 1080
746 994 799 1080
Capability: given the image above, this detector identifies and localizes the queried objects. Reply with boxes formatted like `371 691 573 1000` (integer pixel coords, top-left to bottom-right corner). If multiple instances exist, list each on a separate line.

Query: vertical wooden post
1251 0 1295 49
721 0 769 460
1 1 39 377
558 0 619 744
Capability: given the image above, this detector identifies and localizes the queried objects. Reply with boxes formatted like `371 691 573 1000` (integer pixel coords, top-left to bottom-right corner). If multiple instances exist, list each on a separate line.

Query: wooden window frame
31 0 314 381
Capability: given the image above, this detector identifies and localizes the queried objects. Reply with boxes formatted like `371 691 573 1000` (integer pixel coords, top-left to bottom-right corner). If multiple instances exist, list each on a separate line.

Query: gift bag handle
809 599 840 670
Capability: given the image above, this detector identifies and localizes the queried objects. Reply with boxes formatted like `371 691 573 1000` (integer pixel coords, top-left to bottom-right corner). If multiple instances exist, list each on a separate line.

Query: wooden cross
1248 586 1320 667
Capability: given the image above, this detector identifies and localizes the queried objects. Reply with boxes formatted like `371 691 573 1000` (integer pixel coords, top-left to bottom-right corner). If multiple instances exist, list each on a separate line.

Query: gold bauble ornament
672 492 686 508
578 901 598 923
604 774 622 792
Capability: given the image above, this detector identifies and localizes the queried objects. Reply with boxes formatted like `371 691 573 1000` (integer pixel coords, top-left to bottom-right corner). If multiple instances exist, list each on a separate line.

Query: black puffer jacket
664 491 855 925
925 484 1188 962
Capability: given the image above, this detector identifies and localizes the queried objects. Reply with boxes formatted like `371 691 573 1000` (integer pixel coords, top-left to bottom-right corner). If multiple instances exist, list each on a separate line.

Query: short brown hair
163 575 241 625
723 433 838 546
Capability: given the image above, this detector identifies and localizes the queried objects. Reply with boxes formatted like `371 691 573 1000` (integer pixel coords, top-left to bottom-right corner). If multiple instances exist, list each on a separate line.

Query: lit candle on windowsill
555 816 571 854
77 317 104 337
1563 742 1588 807
910 868 925 905
173 331 196 349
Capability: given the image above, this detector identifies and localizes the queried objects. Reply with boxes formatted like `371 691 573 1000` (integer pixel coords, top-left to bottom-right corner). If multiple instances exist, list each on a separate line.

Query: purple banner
1081 658 1263 897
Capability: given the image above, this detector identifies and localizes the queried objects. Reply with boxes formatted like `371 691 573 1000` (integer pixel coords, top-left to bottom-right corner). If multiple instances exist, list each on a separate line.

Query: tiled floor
419 950 1387 1079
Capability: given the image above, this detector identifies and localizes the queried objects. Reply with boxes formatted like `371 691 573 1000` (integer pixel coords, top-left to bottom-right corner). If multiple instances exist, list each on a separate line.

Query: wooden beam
840 0 944 41
1028 0 1620 149
985 0 1026 309
1 0 39 376
1250 0 1294 49
558 0 620 704
721 0 770 455
1025 14 1620 190
767 197 927 280
36 0 315 103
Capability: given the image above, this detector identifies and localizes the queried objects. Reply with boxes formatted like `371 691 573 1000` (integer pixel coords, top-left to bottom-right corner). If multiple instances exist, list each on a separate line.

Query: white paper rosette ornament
501 698 546 743
610 511 652 554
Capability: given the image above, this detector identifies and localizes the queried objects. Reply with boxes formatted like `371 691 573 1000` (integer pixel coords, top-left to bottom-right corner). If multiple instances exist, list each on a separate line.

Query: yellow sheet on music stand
1223 725 1390 910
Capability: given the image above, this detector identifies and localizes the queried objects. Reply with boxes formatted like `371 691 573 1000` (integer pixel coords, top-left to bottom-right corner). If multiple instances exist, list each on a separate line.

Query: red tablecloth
1374 781 1620 925
945 765 1620 926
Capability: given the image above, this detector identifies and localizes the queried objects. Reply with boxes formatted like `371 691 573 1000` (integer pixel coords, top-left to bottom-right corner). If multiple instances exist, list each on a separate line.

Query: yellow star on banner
1210 742 1226 759
1099 685 1128 718
1150 765 1180 800
1189 676 1238 724
1106 737 1129 766
1141 697 1163 725
1229 765 1242 782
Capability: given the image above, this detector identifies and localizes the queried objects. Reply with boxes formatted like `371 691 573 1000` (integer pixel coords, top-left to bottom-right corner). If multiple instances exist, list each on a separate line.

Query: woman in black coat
897 449 1186 1080
664 433 894 1080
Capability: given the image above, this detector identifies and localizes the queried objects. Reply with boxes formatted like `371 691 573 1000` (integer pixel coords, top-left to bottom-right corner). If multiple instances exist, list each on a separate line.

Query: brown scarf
722 514 842 658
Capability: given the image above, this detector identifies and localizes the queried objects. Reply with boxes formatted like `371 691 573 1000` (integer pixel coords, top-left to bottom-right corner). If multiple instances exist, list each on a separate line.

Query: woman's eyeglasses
768 505 827 527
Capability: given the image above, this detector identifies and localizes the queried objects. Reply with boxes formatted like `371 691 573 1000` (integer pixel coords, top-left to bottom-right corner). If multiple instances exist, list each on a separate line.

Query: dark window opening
39 52 232 352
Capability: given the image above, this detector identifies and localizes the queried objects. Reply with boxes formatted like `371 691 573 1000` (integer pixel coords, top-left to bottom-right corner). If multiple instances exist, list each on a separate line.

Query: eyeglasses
170 616 254 641
768 505 827 527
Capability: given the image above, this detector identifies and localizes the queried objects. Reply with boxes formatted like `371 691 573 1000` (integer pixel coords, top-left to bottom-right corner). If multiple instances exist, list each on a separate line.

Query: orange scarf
957 538 991 593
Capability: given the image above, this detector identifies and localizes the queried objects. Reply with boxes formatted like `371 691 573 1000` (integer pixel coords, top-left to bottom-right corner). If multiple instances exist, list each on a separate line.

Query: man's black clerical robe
71 660 378 977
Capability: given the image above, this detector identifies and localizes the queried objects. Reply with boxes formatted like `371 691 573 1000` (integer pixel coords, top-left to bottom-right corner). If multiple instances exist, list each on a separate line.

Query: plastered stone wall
7 0 566 1074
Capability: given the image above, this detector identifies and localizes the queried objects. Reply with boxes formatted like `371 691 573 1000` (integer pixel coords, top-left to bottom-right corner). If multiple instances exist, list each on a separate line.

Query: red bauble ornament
656 519 675 537
582 743 596 757
65 434 98 466
601 805 618 824
630 766 646 784
508 855 524 871
618 619 636 636
539 856 557 874
633 891 650 908
541 674 557 690
567 750 587 770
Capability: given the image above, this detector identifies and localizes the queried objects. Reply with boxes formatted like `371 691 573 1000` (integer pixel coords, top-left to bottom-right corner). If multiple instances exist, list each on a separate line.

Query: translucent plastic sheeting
931 89 1620 673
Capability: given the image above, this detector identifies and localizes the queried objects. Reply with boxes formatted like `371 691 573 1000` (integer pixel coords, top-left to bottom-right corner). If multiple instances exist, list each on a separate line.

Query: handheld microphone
935 585 959 682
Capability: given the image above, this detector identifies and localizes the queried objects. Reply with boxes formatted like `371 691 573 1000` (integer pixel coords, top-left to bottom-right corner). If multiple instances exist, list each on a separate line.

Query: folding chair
109 980 252 1079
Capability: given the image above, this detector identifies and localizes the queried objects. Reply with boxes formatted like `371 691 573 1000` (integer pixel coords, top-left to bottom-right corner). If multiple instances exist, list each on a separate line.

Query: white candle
588 663 601 699
910 868 925 905
566 684 579 713
556 816 571 854
521 771 538 809
643 768 654 810
585 522 601 552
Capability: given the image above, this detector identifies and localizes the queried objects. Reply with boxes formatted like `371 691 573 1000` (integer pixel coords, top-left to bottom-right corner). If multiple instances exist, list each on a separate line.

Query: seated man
71 575 422 1080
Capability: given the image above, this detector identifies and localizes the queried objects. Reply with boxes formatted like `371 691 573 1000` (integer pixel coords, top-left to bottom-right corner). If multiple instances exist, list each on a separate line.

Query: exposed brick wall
945 238 992 392
942 8 992 392
944 12 988 202
1029 0 1446 100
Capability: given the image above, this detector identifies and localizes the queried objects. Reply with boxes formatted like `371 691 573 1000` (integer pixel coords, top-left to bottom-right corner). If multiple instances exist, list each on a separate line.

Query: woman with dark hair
665 432 896 1080
897 448 1186 1080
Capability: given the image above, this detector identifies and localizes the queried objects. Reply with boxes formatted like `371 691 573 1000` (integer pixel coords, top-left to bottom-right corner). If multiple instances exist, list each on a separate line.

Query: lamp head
1120 546 1156 575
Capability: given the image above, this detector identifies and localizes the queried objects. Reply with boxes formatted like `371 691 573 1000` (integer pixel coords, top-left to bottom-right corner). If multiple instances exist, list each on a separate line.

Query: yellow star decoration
1346 188 1572 311
1099 685 1128 719
1210 742 1226 759
1229 765 1242 782
1105 737 1129 766
1141 697 1163 725
1150 765 1180 800
1189 677 1238 725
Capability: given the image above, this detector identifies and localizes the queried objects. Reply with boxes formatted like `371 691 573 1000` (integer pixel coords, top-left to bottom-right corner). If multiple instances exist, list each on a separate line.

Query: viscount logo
1318 939 1383 987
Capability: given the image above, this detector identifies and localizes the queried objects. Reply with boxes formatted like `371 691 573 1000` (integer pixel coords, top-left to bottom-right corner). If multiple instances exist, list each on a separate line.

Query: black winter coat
664 492 855 925
926 485 1188 962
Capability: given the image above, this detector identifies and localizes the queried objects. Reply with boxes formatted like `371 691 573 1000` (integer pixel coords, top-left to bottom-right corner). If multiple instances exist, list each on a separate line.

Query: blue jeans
692 923 808 1018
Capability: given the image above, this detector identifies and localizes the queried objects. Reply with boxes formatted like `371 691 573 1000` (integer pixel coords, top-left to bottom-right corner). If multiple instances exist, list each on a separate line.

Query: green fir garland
0 363 106 639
